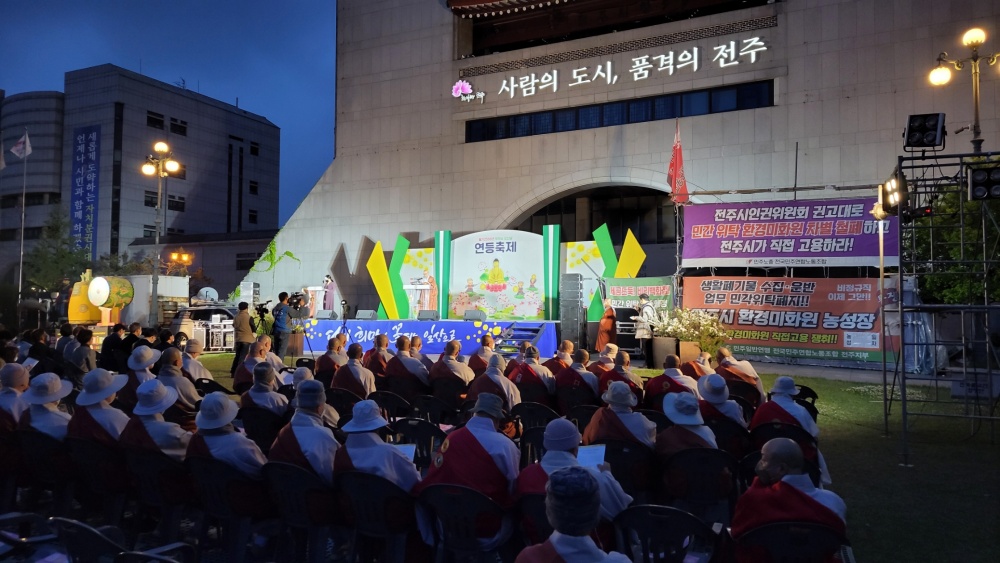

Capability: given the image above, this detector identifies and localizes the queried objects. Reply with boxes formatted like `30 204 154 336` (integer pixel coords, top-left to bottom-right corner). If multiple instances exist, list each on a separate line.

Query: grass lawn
202 354 999 562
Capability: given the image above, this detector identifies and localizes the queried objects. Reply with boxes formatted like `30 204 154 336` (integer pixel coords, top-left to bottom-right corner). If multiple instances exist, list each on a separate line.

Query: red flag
667 121 688 205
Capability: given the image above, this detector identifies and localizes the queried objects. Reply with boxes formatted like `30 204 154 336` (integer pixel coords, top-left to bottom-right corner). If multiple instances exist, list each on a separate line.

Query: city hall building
244 0 1000 326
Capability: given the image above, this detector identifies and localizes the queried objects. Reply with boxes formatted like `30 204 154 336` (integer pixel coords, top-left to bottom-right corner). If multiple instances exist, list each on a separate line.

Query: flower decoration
452 80 473 98
655 308 730 358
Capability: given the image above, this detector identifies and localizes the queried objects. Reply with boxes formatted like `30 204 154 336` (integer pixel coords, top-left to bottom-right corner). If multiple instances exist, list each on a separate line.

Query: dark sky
0 0 337 225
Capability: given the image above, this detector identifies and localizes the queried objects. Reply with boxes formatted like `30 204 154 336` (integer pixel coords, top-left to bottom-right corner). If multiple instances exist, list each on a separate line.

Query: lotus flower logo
452 80 473 98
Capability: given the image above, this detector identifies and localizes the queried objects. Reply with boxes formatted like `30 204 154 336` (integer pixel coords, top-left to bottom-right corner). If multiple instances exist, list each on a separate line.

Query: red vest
654 426 714 460
331 365 368 398
268 424 314 474
187 433 273 518
541 357 568 374
717 362 758 386
680 361 711 380
467 375 509 411
581 407 640 446
468 354 489 377
699 400 728 423
510 363 549 399
515 539 566 563
0 407 18 434
416 427 512 508
316 353 338 376
333 445 356 472
554 366 589 390
233 363 254 390
750 403 817 462
504 358 520 378
642 375 693 410
588 362 611 378
598 369 640 396
385 356 430 401
119 417 159 451
116 371 142 412
363 350 388 377
67 406 119 448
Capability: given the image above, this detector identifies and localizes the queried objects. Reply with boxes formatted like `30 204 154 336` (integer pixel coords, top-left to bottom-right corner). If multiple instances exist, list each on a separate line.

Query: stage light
902 205 933 223
967 163 1000 200
875 168 907 218
903 113 946 150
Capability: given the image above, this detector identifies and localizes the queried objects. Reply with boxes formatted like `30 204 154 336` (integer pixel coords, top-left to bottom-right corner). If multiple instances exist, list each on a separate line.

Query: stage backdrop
682 198 899 268
449 230 547 320
683 276 884 362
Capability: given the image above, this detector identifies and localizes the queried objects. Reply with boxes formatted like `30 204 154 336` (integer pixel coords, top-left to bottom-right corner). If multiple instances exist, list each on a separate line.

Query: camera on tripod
288 292 307 310
254 299 272 318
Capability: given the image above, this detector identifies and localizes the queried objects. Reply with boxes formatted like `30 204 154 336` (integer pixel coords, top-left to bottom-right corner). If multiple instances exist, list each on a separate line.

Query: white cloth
411 350 434 371
465 416 520 492
265 351 287 371
343 431 422 492
325 351 349 368
199 429 268 478
343 359 377 396
568 364 600 396
770 394 831 485
554 351 572 365
548 531 632 562
85 401 130 440
289 410 340 485
521 358 556 394
676 424 718 448
695 356 716 374
442 357 476 384
782 473 846 523
538 450 632 520
0 389 27 422
483 367 522 407
158 366 201 410
662 368 701 397
27 403 71 441
183 353 214 381
138 413 192 461
247 387 289 417
708 399 747 428
395 350 430 385
133 368 155 384
608 405 656 448
613 367 646 389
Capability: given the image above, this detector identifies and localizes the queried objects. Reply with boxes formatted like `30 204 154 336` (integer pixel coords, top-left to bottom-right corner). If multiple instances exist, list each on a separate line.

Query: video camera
255 299 272 318
288 292 308 310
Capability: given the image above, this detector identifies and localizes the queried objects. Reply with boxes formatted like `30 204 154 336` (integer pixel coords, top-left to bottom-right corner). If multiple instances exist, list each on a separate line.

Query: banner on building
683 276 884 362
70 125 101 260
682 198 898 268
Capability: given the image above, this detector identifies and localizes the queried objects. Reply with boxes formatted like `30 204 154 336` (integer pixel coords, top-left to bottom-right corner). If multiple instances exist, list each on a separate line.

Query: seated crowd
0 325 846 561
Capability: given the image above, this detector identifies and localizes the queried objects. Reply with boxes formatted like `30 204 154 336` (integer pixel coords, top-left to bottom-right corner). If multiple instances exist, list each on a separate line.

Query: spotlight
875 168 907 218
967 163 1000 200
903 113 946 151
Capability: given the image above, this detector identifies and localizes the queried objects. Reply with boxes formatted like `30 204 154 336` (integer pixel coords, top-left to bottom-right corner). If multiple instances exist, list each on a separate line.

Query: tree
22 209 92 292
93 251 154 276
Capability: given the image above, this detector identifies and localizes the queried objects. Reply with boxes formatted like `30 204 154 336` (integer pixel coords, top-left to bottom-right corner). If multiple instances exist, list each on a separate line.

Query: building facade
0 64 280 290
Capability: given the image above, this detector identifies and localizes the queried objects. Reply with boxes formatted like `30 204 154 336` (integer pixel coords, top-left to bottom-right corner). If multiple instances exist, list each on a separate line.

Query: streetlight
928 27 1000 153
141 141 181 326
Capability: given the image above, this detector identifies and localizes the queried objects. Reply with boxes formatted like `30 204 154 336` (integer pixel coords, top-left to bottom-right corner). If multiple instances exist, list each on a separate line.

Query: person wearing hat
582 380 655 448
587 343 618 378
269 380 341 485
698 373 746 428
118 345 162 413
67 368 130 445
731 438 846 563
629 293 659 368
715 347 765 400
655 392 718 460
331 343 377 398
333 399 420 491
0 363 30 427
182 339 214 382
509 345 556 408
467 352 521 411
466 334 498 377
119 379 193 461
515 466 631 563
289 368 340 428
233 342 267 392
157 348 201 413
19 373 74 440
516 418 632 545
187 392 268 478
751 376 830 485
681 351 716 380
315 336 348 382
240 363 290 417
553 349 600 413
542 340 574 374
643 354 700 410
384 336 431 402
597 351 643 405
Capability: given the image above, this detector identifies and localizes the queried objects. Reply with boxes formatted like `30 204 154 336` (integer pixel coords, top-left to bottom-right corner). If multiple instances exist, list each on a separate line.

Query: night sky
0 0 337 224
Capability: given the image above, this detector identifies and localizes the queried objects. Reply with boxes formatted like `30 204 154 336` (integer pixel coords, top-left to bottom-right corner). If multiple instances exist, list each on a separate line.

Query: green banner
604 276 674 316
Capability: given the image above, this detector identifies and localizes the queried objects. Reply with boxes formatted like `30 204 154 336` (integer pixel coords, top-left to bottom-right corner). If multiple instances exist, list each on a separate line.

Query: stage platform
302 319 558 356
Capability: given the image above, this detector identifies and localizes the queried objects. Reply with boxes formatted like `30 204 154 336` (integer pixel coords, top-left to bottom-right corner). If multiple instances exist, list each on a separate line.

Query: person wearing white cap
642 354 700 410
515 466 632 563
182 339 214 382
188 392 268 479
587 343 618 378
553 349 600 409
467 352 521 411
597 351 643 405
333 400 420 492
120 379 193 462
698 373 746 428
516 418 631 544
269 380 340 485
67 368 130 444
0 363 30 426
384 336 431 401
20 373 74 440
157 348 201 412
715 347 766 401
655 392 718 460
240 363 289 417
118 345 162 413
332 343 377 398
429 340 476 387
751 376 830 485
582 381 656 449
289 368 340 428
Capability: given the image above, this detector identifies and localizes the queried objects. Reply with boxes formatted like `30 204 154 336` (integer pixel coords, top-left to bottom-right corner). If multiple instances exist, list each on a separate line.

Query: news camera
255 300 272 318
288 292 308 310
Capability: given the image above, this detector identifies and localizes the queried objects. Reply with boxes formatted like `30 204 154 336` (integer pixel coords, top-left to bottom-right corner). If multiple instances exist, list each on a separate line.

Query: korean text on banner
70 125 101 260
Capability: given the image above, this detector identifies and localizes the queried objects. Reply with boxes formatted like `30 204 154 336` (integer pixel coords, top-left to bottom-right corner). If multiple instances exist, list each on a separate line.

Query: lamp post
929 28 1000 153
141 142 180 327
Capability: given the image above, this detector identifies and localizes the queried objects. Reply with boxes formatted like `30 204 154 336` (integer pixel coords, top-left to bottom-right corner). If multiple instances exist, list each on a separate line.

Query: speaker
315 309 337 320
355 309 378 320
463 309 487 322
417 309 440 321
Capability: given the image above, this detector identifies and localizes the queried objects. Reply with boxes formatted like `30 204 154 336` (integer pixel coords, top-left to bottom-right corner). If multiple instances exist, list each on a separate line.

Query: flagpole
18 129 28 306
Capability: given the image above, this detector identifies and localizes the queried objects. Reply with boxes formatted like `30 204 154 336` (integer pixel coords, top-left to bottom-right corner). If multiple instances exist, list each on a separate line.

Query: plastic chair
328 388 364 426
704 417 752 460
125 447 199 542
613 504 720 563
195 378 236 395
369 390 413 424
263 462 342 563
238 406 285 455
295 357 317 371
277 384 297 402
730 396 756 424
0 426 23 513
233 381 253 395
410 394 460 425
514 380 553 408
337 471 417 563
430 377 468 410
49 517 195 562
594 439 655 500
661 448 738 525
738 451 763 491
417 484 507 561
391 417 447 472
517 493 552 546
736 521 847 563
638 409 673 433
796 398 820 422
510 402 560 429
567 404 599 435
554 385 598 416
66 437 130 526
518 426 546 469
725 380 762 407
383 375 430 404
17 429 75 516
795 384 819 405
0 512 58 560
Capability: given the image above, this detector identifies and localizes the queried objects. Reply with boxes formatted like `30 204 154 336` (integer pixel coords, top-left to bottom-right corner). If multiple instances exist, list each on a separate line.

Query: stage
300 319 558 356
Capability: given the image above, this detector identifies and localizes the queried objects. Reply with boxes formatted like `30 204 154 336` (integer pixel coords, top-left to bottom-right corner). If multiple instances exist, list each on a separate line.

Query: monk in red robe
594 299 617 352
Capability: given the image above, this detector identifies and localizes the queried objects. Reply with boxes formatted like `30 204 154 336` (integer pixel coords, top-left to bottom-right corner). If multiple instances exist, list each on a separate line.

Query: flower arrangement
655 308 730 357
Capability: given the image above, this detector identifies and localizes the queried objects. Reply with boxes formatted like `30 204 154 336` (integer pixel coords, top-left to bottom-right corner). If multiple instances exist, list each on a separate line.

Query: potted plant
656 308 730 364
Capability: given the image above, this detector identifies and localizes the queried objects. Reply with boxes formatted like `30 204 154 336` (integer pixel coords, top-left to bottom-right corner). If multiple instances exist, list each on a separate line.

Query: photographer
271 292 292 362
230 302 257 376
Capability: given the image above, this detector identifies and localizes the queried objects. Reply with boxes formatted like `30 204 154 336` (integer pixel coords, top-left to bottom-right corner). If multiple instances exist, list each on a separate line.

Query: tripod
340 302 353 343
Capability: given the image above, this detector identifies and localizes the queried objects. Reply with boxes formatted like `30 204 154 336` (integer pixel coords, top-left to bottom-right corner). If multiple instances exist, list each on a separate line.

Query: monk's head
614 350 630 368
481 334 494 348
663 354 680 370
715 347 733 364
326 337 339 352
375 334 388 349
756 438 804 486
572 349 589 365
444 340 461 358
558 340 574 353
347 343 364 360
396 335 410 352
410 335 423 352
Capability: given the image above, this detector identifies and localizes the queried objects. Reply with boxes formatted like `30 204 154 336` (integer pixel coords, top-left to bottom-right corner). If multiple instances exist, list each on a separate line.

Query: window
250 142 260 156
465 80 775 143
249 180 259 195
248 209 258 224
167 195 185 212
24 193 44 206
236 252 258 271
0 229 15 241
166 228 186 234
143 224 156 238
144 191 157 208
147 111 164 129
167 163 186 180
169 118 188 136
